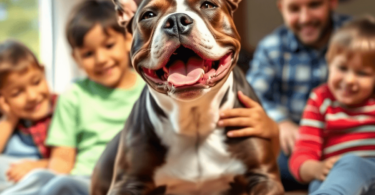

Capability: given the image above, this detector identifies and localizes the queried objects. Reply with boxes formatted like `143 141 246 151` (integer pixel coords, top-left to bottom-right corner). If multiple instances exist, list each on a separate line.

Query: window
0 0 39 58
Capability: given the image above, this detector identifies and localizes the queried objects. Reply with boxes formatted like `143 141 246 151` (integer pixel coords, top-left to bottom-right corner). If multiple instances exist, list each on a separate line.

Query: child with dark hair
54 0 143 176
0 40 57 191
2 1 144 195
290 16 375 195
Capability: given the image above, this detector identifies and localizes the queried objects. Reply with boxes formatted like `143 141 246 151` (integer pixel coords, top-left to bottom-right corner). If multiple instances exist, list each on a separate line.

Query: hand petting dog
218 91 280 157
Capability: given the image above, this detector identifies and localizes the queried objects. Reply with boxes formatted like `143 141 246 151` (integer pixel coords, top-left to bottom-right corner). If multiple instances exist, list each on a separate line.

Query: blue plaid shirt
246 14 351 124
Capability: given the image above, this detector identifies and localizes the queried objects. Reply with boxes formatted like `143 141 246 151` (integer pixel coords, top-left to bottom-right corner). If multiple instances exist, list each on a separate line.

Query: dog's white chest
153 127 246 195
146 73 244 194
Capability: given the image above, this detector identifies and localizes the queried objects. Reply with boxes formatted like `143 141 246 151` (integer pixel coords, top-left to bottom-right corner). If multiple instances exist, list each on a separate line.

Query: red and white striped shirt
289 84 375 182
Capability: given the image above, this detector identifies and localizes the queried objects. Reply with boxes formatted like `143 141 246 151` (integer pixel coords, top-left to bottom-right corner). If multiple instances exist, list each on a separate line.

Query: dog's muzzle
164 13 194 37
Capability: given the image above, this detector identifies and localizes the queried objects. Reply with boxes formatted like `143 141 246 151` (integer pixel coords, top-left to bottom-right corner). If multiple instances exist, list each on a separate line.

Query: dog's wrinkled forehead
129 0 240 55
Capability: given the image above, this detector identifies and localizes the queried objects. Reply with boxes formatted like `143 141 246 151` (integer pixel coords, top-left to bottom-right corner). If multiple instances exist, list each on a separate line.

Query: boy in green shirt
47 0 145 177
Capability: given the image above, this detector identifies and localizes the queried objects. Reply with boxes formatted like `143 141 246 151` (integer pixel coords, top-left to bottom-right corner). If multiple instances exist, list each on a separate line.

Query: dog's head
116 0 242 101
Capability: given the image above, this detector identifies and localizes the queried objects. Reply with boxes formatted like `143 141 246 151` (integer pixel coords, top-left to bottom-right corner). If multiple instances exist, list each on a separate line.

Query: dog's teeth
163 66 169 74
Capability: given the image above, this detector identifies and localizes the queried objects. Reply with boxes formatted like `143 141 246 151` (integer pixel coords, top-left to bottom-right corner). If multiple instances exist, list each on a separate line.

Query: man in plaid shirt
246 0 350 191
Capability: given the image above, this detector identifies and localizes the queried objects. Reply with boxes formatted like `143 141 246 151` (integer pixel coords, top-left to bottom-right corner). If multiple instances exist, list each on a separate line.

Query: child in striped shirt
289 16 375 195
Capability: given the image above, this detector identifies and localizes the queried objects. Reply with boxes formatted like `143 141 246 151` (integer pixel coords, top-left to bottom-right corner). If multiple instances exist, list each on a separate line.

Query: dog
91 0 284 194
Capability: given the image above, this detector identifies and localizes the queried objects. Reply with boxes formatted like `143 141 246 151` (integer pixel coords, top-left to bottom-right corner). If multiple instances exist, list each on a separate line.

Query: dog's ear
125 17 134 35
226 0 242 13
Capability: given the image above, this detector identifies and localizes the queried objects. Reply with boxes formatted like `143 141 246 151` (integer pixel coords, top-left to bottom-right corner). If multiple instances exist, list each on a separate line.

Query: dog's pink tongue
168 56 204 87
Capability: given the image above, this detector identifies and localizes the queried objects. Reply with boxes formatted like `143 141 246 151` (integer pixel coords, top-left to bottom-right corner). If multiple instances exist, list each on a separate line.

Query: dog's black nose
163 13 194 37
177 14 193 34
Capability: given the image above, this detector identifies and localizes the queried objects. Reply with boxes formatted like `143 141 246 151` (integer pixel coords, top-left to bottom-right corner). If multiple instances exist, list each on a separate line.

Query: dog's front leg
224 173 283 195
244 139 284 195
224 137 284 195
107 150 167 195
246 172 284 195
107 126 168 195
107 176 166 195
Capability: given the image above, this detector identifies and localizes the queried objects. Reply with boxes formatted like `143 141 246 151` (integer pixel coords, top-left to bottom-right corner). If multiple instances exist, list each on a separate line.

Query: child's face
328 52 375 106
0 65 51 121
73 24 130 88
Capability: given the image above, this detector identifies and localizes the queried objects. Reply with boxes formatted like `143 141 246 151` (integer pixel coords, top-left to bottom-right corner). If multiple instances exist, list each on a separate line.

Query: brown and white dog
91 0 284 194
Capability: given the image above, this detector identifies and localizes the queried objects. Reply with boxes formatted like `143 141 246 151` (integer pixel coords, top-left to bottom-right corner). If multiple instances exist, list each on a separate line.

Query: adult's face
278 0 338 48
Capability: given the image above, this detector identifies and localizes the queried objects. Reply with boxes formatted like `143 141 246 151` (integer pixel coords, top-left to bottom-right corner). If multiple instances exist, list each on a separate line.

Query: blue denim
3 131 40 159
1 169 90 195
309 155 375 195
0 130 40 192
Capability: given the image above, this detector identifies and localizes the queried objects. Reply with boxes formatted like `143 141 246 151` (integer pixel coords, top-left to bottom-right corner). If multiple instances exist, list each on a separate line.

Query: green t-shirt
46 76 145 176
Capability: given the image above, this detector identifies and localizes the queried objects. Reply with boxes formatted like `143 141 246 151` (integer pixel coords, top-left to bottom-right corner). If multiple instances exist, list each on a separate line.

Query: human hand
116 0 139 26
0 96 18 125
6 160 48 183
218 91 278 140
313 156 341 181
279 120 299 156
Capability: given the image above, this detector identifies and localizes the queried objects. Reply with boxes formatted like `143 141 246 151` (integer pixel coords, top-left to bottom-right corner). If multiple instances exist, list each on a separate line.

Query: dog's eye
141 11 156 20
201 1 217 9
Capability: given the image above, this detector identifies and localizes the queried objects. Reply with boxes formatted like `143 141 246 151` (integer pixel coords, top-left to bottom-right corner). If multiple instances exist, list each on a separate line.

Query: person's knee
41 175 89 195
42 175 75 194
23 169 55 180
309 180 323 194
335 154 363 168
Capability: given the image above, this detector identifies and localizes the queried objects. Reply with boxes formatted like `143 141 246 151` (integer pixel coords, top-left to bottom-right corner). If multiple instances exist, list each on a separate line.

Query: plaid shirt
246 14 351 124
18 94 58 158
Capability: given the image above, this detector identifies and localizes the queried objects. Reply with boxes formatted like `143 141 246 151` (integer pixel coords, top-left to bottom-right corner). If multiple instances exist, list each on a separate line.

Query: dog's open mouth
142 47 232 88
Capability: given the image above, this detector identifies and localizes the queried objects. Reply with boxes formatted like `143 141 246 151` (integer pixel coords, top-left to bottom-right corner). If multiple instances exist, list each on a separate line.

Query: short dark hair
0 39 41 88
66 0 125 49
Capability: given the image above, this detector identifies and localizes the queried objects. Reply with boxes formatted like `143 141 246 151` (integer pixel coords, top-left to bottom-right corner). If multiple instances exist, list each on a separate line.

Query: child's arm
0 117 18 153
45 90 80 174
0 97 19 153
218 91 280 158
6 159 49 182
48 146 76 174
289 90 331 183
299 156 340 182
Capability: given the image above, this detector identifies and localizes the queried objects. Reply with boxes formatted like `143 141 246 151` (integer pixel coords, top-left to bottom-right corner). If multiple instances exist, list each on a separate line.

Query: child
0 40 56 190
289 16 375 195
